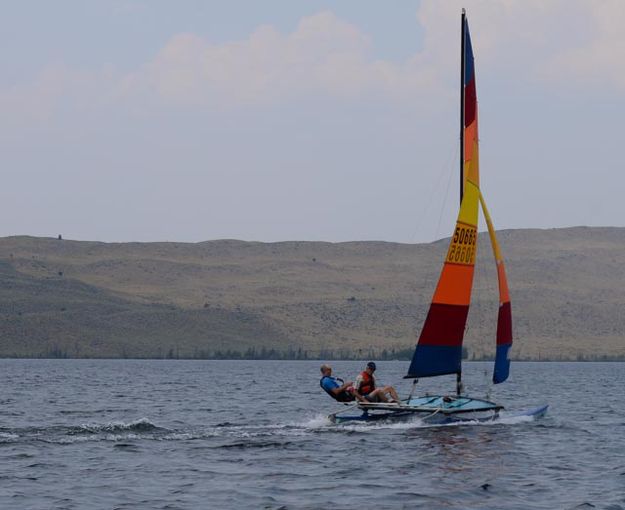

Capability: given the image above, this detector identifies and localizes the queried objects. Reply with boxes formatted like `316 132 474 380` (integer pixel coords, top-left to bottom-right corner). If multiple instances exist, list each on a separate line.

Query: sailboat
331 10 548 424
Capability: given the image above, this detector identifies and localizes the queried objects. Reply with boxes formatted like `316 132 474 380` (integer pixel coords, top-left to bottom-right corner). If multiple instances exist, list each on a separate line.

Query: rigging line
406 378 418 402
435 150 457 241
485 372 494 401
409 139 459 243
420 408 442 422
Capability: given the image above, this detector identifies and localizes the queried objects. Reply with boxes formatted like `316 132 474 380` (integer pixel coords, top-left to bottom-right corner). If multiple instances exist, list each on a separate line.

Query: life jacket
320 376 354 402
358 371 375 395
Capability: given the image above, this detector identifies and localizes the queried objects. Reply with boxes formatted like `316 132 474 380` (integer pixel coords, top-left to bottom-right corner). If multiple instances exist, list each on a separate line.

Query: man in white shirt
353 362 401 403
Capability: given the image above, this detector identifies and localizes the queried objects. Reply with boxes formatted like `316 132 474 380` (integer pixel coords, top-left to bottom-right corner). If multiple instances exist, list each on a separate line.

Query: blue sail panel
405 345 462 379
464 20 475 86
493 344 511 384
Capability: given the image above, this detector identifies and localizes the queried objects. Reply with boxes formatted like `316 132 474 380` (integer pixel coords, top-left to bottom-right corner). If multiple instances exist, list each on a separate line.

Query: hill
0 227 623 360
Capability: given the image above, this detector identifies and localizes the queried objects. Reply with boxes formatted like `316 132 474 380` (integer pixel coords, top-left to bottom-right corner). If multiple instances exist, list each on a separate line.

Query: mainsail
406 12 479 380
406 12 512 385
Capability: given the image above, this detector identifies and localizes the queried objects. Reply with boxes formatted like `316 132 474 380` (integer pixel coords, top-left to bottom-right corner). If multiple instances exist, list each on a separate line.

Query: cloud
0 63 121 147
111 3 625 112
417 0 625 90
118 11 438 110
543 0 625 89
2 4 624 128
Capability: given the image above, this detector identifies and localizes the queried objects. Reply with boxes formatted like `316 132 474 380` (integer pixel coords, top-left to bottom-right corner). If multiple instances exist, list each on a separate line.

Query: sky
1 0 623 243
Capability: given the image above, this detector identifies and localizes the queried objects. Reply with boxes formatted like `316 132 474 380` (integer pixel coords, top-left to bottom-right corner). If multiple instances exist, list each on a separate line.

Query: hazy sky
1 0 622 243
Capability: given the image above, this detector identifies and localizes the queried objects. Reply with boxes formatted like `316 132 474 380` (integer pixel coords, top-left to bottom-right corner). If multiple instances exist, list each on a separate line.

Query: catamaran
330 10 548 424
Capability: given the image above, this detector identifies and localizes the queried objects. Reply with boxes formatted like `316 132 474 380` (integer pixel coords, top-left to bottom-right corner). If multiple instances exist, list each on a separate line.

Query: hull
330 395 548 425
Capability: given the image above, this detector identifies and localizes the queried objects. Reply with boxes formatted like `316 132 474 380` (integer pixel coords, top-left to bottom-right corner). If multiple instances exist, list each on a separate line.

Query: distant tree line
3 345 625 361
469 351 625 362
188 346 417 361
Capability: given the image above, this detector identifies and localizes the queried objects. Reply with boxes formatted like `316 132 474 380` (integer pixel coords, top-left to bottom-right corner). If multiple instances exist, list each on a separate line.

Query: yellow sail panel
435 179 479 306
479 194 505 273
479 192 510 301
456 180 479 226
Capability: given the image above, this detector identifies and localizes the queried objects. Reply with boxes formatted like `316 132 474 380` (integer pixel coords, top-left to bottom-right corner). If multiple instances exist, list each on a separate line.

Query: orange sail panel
479 193 512 383
406 15 480 379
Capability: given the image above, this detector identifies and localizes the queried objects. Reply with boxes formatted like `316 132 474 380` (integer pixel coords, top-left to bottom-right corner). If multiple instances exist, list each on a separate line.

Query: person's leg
386 385 400 402
368 389 388 402
379 385 400 402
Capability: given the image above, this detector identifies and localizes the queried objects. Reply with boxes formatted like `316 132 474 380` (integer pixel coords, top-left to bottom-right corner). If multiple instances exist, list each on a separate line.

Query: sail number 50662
446 226 476 265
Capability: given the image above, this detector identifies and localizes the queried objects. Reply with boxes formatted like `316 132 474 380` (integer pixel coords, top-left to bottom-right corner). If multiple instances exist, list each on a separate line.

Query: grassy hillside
0 227 624 360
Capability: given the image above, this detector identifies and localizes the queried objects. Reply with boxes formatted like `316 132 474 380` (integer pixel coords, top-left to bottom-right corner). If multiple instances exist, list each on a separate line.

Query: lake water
0 360 624 509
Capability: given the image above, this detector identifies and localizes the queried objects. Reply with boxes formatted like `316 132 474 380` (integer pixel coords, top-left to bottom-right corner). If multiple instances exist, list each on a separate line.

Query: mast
405 9 478 394
457 8 466 396
460 8 466 205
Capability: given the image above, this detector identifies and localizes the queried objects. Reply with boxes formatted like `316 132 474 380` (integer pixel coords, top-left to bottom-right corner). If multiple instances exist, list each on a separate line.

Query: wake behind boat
326 10 547 425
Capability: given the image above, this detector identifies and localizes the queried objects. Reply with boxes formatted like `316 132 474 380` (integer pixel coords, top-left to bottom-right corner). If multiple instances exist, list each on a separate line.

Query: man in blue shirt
319 364 367 403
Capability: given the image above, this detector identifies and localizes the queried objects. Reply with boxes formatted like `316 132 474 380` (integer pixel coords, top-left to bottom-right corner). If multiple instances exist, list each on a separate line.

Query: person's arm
352 388 367 403
339 379 367 402
373 374 380 388
323 377 348 396
353 374 363 392
333 380 352 394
